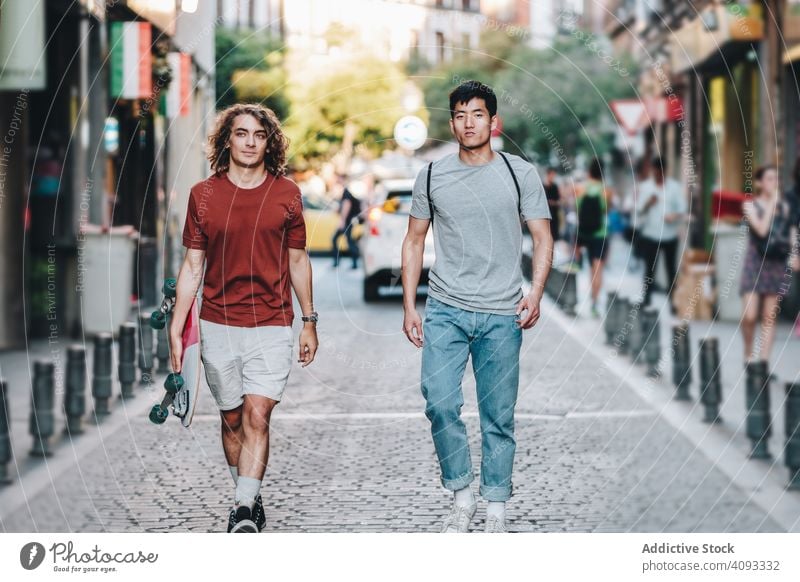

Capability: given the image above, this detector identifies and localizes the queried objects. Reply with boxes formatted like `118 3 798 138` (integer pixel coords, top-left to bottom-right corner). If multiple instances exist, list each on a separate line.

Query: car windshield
384 193 413 214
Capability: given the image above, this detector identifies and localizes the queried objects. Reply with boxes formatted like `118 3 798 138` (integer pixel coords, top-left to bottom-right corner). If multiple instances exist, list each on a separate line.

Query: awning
671 3 763 74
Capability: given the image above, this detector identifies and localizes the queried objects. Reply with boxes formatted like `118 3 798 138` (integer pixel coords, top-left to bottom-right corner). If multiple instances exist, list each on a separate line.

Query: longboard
148 278 201 427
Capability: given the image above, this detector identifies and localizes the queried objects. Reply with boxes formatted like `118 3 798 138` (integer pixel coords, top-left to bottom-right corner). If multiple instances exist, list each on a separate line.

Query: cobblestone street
0 260 787 533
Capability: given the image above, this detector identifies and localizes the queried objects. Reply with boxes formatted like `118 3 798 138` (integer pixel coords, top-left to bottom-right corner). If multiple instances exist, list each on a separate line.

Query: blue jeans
421 296 522 501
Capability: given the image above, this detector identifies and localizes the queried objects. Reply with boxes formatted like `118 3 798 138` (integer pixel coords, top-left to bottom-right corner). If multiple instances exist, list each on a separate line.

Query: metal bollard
671 325 692 401
118 323 137 399
604 292 618 345
155 324 171 375
699 338 722 423
642 308 661 378
561 270 577 316
138 313 154 386
0 379 11 484
64 346 87 436
627 303 645 364
745 360 772 460
92 333 113 417
30 360 55 457
785 382 800 490
613 297 631 355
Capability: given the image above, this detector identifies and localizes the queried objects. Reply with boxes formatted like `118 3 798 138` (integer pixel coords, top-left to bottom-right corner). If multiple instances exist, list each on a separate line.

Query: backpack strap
426 161 434 224
427 154 522 223
498 152 522 215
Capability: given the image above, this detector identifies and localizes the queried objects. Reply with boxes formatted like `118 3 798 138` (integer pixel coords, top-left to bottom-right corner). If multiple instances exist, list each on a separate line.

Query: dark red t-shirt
182 173 306 327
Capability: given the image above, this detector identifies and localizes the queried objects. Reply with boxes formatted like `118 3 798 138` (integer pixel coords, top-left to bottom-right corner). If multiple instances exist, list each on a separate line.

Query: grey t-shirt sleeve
410 166 431 220
519 165 552 221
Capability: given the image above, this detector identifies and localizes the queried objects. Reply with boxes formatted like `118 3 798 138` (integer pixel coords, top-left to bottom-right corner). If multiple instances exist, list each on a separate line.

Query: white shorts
199 319 294 410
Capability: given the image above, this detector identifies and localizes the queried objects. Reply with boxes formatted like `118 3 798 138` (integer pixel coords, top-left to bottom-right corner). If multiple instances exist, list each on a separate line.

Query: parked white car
360 179 435 302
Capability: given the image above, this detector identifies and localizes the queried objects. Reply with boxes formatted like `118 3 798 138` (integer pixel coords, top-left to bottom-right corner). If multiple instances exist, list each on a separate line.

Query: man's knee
221 407 243 432
425 398 461 425
243 397 277 432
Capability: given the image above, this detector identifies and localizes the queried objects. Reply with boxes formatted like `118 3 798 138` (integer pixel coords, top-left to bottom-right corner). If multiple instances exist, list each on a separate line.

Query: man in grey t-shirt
401 80 553 533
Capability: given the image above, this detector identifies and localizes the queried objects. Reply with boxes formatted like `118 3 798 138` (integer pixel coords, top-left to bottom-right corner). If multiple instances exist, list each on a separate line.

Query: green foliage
215 27 288 117
496 35 638 163
419 29 526 144
286 56 421 167
419 30 638 165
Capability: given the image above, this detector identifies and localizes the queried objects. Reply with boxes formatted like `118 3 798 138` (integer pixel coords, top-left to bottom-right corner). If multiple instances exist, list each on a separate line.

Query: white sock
453 486 475 508
229 466 238 485
234 476 261 510
487 501 506 520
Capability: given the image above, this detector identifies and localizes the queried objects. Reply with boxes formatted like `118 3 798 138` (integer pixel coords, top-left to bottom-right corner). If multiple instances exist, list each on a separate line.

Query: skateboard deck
148 279 201 427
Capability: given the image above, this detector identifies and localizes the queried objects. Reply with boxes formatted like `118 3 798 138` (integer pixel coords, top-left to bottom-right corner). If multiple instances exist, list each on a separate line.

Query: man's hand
298 325 318 367
169 322 183 373
515 293 542 330
403 308 424 348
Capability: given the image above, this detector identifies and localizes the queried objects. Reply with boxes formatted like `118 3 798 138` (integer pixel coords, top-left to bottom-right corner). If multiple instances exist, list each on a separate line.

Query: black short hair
651 157 666 174
547 166 559 174
449 80 497 118
588 158 603 180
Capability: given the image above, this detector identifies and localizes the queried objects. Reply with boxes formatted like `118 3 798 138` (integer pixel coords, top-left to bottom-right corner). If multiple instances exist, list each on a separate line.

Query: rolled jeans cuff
480 484 512 502
441 470 474 492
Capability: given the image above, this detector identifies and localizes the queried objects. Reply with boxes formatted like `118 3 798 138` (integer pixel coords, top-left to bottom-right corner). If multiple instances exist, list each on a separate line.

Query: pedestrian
400 80 552 533
634 157 687 309
786 157 800 338
543 167 562 246
621 157 650 272
740 165 799 365
574 158 612 317
173 104 319 533
331 174 361 269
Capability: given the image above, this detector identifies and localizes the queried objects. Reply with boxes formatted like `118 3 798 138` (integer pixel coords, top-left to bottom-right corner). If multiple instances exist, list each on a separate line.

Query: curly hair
207 104 289 177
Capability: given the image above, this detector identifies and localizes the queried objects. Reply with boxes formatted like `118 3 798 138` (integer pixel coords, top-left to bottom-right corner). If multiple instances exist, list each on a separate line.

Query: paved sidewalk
539 234 800 517
0 323 170 489
0 259 795 533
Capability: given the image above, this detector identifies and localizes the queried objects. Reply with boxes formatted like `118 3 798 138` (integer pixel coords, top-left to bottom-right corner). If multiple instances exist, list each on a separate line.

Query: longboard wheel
163 278 177 299
149 404 169 424
150 310 166 330
164 373 185 395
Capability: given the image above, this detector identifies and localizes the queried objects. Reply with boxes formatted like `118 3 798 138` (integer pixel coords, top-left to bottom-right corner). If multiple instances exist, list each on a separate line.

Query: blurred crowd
542 155 800 366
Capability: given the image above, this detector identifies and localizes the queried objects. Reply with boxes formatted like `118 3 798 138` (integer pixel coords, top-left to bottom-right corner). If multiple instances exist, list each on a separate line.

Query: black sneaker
227 505 258 533
252 495 266 532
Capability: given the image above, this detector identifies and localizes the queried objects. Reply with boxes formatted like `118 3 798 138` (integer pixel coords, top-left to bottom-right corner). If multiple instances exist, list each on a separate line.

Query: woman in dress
740 165 799 363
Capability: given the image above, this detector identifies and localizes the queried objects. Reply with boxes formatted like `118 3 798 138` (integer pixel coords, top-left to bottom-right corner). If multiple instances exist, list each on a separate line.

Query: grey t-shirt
410 152 551 314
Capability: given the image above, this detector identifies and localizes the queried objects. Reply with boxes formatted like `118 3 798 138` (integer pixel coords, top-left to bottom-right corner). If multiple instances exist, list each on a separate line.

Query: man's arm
169 248 206 372
516 218 553 330
288 247 318 367
401 216 430 347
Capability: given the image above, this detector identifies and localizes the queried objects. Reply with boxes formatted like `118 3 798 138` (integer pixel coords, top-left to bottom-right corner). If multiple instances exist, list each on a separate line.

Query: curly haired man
172 104 318 533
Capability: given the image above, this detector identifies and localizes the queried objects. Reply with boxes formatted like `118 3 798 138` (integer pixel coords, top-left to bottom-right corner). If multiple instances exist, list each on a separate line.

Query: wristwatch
301 311 319 324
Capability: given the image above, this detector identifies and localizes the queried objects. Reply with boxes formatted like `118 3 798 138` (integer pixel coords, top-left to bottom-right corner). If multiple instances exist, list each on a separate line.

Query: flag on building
166 52 192 118
110 22 152 99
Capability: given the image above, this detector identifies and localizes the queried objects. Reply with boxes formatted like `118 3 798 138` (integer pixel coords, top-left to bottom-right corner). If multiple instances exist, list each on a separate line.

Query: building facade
0 0 216 348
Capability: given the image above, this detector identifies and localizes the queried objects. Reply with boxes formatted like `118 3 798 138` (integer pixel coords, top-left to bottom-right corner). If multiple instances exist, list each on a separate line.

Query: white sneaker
440 502 477 533
485 514 507 533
